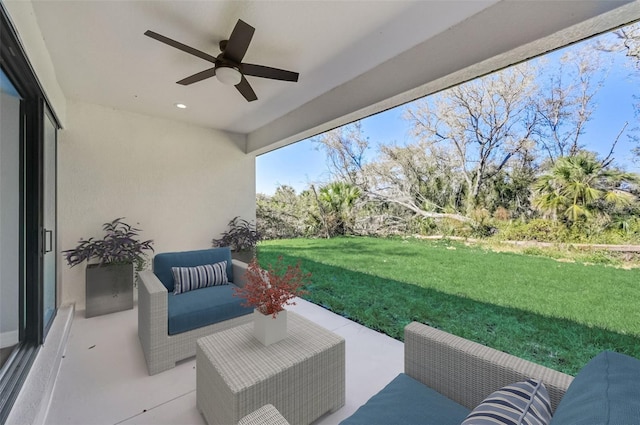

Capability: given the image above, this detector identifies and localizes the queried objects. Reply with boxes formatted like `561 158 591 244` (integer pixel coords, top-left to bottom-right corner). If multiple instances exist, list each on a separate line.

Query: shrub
212 216 262 252
493 206 511 221
411 216 438 235
579 250 620 266
497 219 568 242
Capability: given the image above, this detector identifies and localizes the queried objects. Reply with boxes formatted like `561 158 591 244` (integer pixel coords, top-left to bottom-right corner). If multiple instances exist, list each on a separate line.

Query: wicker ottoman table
196 311 345 425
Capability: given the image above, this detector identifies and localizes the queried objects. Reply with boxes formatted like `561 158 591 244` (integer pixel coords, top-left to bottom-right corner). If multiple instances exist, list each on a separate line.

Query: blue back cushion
153 248 233 293
550 351 640 424
339 373 470 425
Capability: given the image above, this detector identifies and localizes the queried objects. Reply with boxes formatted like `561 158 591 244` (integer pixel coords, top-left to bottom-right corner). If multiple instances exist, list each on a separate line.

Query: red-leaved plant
234 257 310 318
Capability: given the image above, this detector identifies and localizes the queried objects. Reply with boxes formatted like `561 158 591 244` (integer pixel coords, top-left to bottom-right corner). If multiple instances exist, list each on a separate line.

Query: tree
598 22 640 70
532 46 610 164
316 182 362 236
365 141 470 222
405 64 537 214
597 22 640 162
315 122 472 223
314 121 369 186
257 186 306 239
533 151 638 223
486 143 538 219
262 23 640 241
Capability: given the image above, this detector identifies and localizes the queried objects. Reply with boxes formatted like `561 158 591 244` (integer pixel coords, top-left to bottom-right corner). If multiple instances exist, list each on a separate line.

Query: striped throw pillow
172 261 229 294
461 379 553 425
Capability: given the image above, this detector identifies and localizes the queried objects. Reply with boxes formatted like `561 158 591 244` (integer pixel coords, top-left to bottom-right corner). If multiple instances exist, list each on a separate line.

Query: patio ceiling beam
246 0 639 156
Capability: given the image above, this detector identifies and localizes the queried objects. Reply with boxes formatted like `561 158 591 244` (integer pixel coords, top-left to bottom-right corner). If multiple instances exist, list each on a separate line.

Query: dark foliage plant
212 216 262 252
63 217 154 270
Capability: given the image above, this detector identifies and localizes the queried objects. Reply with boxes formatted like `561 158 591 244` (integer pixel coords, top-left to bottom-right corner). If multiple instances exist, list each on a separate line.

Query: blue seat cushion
550 350 640 424
339 373 470 425
167 284 252 335
154 248 233 293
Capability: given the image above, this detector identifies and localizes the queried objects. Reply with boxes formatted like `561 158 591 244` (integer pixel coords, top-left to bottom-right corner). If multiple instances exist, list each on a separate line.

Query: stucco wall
58 100 254 309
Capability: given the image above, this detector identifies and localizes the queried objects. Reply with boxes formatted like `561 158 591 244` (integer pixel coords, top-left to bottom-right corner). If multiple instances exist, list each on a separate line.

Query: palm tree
317 182 362 236
533 152 638 223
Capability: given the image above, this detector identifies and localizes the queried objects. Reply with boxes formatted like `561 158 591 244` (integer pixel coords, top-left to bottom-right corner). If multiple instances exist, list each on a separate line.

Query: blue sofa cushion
167 283 252 335
550 351 640 424
154 248 233 293
339 373 470 425
172 261 229 294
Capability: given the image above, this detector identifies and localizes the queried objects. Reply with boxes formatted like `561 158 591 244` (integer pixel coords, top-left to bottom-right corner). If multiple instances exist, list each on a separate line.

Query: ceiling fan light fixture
216 65 242 86
145 19 299 102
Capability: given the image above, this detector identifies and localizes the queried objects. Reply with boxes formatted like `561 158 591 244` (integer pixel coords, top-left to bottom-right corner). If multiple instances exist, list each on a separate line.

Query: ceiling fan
145 19 299 102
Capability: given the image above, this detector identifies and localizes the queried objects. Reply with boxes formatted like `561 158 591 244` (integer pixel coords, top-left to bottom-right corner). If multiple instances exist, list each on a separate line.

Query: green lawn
257 236 640 375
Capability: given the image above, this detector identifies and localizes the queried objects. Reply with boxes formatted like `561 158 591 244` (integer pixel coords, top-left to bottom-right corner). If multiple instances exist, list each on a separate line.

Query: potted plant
234 257 310 346
212 216 262 263
63 217 154 318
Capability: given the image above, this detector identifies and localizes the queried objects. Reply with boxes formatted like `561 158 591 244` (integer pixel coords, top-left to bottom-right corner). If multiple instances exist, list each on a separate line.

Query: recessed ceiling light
175 103 187 109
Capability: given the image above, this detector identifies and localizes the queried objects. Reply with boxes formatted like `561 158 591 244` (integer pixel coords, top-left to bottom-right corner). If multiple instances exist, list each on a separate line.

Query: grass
257 236 640 375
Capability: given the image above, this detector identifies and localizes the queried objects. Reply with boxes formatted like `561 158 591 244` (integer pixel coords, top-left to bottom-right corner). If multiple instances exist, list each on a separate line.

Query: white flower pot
253 309 288 346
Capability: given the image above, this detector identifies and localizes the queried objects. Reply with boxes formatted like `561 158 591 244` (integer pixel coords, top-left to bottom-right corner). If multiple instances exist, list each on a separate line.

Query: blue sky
255 107 413 195
256 32 639 196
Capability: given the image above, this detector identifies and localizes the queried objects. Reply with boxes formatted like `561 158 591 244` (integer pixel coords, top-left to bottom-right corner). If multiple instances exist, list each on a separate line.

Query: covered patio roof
6 1 639 154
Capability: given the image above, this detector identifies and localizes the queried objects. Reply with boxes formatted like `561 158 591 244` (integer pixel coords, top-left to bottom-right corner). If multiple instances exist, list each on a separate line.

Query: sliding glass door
0 68 22 371
43 109 57 332
0 5 60 420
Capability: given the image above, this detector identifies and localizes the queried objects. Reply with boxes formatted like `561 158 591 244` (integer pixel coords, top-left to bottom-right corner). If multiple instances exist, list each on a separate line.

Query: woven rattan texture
137 260 252 375
196 312 345 425
404 322 574 413
238 404 291 425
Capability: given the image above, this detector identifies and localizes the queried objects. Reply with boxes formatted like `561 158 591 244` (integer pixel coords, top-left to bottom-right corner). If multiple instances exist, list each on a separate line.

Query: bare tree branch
601 121 628 169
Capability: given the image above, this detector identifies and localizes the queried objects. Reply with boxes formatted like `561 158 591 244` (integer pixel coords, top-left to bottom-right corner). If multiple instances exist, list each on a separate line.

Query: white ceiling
21 1 640 153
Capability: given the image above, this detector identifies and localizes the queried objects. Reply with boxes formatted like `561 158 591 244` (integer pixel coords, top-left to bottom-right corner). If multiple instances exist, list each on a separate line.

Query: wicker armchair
137 248 253 375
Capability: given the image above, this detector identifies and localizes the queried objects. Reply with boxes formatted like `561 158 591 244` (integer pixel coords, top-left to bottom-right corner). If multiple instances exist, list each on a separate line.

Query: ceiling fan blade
145 30 218 64
176 67 217 85
235 76 258 102
242 63 299 82
223 19 255 64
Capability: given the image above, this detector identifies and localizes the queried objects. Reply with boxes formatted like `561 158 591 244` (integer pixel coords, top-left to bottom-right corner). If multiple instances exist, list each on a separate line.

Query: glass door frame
42 105 58 336
0 5 61 421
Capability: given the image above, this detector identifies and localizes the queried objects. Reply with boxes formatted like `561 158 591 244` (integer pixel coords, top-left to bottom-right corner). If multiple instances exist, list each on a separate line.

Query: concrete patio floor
43 298 404 425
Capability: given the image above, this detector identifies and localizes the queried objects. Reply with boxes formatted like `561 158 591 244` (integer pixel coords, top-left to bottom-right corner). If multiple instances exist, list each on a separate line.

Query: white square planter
253 309 288 346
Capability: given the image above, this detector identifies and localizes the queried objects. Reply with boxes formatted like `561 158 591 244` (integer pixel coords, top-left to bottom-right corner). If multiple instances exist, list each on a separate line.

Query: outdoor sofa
137 247 253 375
242 321 640 424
